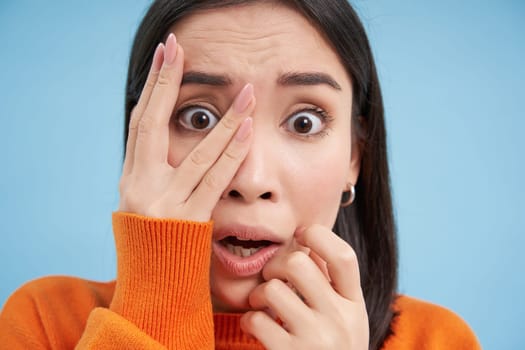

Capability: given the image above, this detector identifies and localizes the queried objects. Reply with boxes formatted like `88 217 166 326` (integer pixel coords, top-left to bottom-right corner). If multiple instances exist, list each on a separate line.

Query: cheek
288 145 350 227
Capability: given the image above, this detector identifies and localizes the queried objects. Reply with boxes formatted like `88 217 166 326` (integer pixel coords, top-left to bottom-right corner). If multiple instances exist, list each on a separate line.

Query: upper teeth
226 244 263 257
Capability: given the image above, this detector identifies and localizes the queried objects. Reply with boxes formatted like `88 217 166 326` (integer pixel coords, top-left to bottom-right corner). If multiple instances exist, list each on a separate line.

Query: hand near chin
240 225 369 349
118 33 255 222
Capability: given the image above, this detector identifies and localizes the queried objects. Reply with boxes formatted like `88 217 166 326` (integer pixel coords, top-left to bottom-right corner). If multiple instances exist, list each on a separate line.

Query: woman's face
168 2 360 312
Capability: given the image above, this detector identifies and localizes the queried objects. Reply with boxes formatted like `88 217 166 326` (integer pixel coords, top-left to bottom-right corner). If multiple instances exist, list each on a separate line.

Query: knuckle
303 224 324 240
203 172 220 190
239 313 252 331
318 332 338 348
242 311 261 330
301 225 321 244
263 278 285 296
338 247 358 266
285 251 308 271
302 326 338 348
220 115 237 131
156 69 171 86
144 78 156 91
222 147 241 161
137 114 157 135
189 148 209 166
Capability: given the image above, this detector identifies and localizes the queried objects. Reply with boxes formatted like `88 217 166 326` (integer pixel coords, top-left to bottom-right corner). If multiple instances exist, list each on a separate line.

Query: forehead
170 2 350 89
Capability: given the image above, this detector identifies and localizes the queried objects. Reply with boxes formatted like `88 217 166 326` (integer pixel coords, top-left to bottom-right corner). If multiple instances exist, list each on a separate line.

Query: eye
284 108 327 136
177 106 219 131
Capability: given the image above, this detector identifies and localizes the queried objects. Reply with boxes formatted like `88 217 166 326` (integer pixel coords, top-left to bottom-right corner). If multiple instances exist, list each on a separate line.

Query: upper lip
214 223 284 244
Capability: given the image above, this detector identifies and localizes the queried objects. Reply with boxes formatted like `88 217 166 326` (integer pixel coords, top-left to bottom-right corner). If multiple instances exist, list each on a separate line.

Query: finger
240 310 290 349
295 224 363 302
309 250 331 282
262 250 335 311
174 83 255 198
134 33 184 169
247 278 312 334
186 117 252 217
123 43 164 175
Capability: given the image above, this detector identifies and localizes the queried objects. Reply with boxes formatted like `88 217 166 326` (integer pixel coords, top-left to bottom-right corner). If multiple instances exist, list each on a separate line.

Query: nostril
260 192 272 200
227 190 273 200
229 190 242 198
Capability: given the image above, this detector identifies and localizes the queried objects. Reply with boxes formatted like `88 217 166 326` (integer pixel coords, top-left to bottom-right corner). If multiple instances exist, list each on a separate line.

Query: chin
210 272 263 313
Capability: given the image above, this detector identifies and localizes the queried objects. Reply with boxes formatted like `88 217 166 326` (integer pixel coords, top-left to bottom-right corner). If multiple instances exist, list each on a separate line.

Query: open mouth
219 236 274 257
213 225 282 277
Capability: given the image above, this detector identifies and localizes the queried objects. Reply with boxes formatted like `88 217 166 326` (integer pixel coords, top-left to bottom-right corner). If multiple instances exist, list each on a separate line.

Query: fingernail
164 33 178 65
233 83 254 113
152 43 164 71
235 117 252 142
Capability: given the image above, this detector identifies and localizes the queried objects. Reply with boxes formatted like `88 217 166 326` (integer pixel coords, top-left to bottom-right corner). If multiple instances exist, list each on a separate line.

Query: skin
119 2 368 349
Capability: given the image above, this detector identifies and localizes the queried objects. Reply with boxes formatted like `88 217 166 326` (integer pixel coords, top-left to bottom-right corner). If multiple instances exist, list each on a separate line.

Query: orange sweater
0 212 481 349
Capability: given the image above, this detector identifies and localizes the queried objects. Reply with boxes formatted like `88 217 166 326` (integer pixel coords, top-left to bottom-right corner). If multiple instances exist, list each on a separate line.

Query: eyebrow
181 71 232 86
181 70 342 90
277 71 342 91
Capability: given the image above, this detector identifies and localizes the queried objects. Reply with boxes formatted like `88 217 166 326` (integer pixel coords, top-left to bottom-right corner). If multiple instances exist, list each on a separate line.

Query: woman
0 0 481 349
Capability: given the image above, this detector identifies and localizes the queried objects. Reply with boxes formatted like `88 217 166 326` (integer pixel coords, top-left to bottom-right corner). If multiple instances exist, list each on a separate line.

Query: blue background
1 1 523 348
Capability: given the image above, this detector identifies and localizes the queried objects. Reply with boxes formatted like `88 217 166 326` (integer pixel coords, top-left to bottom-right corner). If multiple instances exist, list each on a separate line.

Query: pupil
294 116 312 133
191 112 210 129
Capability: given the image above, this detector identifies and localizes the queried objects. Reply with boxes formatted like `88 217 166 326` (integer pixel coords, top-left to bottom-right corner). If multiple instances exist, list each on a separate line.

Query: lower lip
212 241 280 277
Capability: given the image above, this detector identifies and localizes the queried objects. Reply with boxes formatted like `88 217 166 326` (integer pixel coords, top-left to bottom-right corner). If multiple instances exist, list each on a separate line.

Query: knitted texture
109 212 214 349
0 212 481 349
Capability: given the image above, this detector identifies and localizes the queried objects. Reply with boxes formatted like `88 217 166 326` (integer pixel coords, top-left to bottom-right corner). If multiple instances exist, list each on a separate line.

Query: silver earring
341 184 356 207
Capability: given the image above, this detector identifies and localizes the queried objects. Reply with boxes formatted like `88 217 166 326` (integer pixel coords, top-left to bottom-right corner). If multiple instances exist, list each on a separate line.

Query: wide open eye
284 108 326 136
177 106 219 131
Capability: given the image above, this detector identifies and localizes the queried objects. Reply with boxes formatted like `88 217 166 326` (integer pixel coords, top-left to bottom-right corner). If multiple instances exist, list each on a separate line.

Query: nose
224 127 280 204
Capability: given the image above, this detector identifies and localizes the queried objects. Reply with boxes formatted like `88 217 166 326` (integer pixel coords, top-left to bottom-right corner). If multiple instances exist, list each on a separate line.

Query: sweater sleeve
75 212 215 349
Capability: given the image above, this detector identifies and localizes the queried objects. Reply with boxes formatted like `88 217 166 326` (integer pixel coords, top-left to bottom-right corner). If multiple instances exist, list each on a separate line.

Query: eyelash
284 106 334 139
173 103 334 138
173 103 221 133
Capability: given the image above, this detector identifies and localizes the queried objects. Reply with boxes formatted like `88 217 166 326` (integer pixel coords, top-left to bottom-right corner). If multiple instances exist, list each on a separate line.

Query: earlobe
341 182 356 207
340 133 362 207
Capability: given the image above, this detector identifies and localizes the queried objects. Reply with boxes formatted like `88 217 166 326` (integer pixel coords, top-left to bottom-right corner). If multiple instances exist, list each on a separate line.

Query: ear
346 117 363 188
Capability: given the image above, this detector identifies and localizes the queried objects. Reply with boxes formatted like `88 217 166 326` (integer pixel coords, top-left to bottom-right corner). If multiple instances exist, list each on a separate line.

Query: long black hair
124 1 398 349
